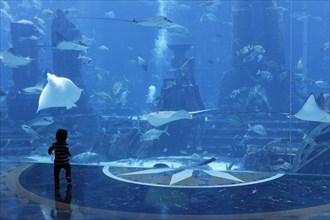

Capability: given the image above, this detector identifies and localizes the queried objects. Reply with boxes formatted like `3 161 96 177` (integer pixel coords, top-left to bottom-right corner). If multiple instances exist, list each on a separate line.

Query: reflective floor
1 161 330 220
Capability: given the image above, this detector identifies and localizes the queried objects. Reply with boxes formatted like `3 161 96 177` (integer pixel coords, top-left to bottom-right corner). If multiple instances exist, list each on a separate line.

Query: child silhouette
48 129 72 188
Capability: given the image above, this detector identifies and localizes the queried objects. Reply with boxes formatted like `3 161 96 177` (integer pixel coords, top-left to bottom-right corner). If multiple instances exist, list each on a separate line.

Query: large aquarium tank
0 0 329 219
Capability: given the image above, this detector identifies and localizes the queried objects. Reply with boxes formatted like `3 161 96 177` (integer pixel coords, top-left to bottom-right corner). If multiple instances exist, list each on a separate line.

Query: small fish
28 116 54 127
163 80 176 90
248 124 267 136
104 10 115 19
22 81 43 94
18 35 41 42
63 7 81 15
179 149 188 155
95 66 110 80
137 56 148 71
229 89 240 98
33 15 45 27
256 70 273 80
90 91 112 101
72 152 99 163
55 41 88 52
112 81 123 96
165 24 190 37
98 45 109 51
16 19 34 25
297 58 303 71
200 13 217 24
313 80 329 89
252 45 265 54
42 8 55 16
0 8 14 22
322 42 329 52
243 51 257 63
78 54 93 65
236 45 252 56
140 127 169 142
119 90 129 106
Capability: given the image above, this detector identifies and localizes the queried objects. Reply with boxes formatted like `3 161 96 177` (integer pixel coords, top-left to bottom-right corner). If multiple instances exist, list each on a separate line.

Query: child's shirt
48 141 71 165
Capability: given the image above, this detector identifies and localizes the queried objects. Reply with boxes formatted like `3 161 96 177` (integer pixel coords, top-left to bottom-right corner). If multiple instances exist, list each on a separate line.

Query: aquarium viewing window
0 0 329 188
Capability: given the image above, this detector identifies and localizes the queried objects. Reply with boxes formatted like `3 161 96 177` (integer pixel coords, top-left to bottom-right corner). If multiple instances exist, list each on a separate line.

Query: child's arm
48 145 54 155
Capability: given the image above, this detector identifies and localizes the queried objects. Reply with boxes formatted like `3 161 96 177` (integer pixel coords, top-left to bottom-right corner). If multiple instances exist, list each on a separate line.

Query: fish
119 90 129 106
16 19 35 25
297 58 303 71
313 80 329 89
229 89 240 98
78 54 93 65
55 41 88 53
28 116 54 127
42 8 55 16
22 81 43 94
72 152 100 163
0 8 13 22
165 24 190 37
112 81 123 96
322 42 329 52
63 7 81 15
37 73 83 112
95 66 110 80
33 15 46 27
98 45 110 51
0 48 33 68
293 94 330 123
21 124 39 143
248 124 267 135
137 56 148 71
18 35 41 41
0 0 10 11
163 80 176 90
146 110 192 127
200 13 217 24
236 45 252 56
132 16 173 28
104 10 115 19
252 45 265 54
90 91 112 101
256 70 273 80
140 127 169 142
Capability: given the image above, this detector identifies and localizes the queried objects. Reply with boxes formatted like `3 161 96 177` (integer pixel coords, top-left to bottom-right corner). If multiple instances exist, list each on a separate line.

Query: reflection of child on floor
48 129 72 188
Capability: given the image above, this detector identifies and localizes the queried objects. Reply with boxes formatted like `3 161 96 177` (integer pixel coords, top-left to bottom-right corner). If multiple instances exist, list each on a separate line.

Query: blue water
0 0 329 174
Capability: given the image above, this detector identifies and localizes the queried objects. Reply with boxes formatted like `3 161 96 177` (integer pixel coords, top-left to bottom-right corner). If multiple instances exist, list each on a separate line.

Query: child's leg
54 165 61 186
64 163 72 183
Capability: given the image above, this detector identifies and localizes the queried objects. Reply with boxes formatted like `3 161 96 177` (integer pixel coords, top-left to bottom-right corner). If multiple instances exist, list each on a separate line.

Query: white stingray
37 73 83 113
147 110 192 127
294 94 330 123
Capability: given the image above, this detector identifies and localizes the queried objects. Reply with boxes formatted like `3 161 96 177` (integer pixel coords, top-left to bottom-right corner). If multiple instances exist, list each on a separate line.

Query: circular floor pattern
102 156 284 188
2 162 329 219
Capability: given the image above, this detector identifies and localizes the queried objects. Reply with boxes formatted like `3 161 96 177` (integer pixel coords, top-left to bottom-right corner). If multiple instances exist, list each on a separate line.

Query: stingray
294 94 330 123
131 16 174 28
37 73 83 113
147 108 217 127
147 110 192 127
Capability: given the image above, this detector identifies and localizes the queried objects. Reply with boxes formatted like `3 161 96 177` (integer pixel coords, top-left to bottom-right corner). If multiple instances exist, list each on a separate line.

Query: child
48 129 72 188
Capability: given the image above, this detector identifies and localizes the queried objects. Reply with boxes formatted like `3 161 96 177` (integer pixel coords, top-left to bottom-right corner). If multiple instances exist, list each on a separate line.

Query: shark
37 73 83 113
0 48 33 68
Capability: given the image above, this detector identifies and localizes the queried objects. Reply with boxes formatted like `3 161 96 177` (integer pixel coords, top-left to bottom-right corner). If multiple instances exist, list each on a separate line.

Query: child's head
56 129 68 142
